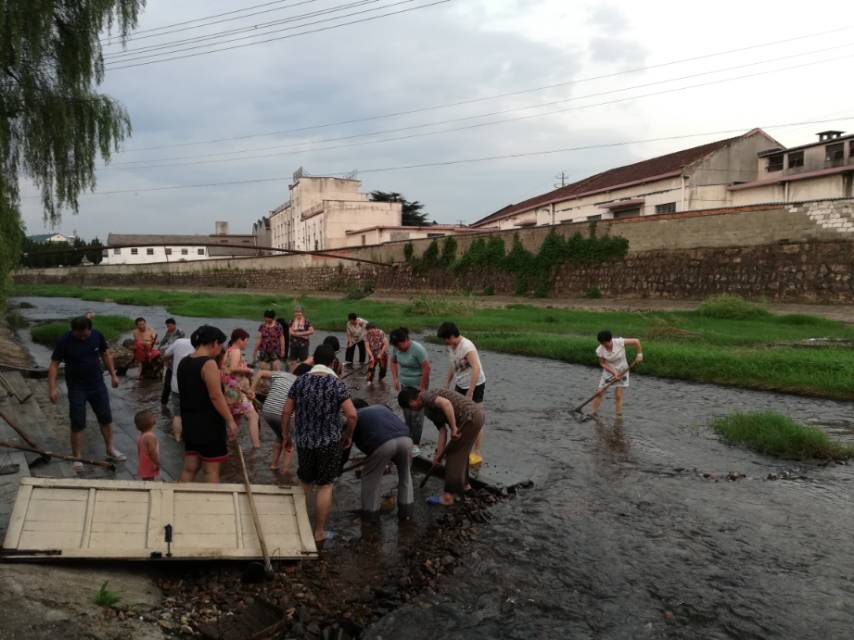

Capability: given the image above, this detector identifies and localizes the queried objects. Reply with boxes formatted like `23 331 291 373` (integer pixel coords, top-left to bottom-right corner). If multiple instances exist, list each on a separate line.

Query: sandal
426 495 452 506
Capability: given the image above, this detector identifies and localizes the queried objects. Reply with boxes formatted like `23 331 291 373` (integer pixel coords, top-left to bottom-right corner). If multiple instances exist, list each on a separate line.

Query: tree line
20 237 105 268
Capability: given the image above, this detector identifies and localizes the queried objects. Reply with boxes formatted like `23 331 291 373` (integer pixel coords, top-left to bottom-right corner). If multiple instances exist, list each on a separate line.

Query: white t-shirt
448 337 486 389
346 318 367 342
595 337 628 373
166 338 195 395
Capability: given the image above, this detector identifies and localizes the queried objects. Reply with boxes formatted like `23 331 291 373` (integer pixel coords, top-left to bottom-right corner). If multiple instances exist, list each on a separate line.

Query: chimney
214 221 229 235
817 130 844 142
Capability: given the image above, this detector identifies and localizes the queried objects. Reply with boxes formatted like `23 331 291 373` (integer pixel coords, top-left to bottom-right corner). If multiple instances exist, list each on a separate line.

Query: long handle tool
236 443 274 579
0 439 115 470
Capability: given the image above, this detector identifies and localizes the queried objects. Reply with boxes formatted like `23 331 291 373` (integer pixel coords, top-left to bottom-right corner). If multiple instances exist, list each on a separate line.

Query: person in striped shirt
258 370 297 474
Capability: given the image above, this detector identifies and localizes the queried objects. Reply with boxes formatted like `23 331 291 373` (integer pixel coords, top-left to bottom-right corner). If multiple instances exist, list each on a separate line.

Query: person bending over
590 330 643 417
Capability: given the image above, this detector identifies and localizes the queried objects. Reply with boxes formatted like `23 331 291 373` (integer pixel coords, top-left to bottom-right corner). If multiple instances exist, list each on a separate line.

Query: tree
0 0 143 296
369 190 432 226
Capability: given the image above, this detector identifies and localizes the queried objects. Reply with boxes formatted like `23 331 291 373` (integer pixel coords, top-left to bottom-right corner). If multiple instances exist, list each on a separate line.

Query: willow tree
0 0 144 295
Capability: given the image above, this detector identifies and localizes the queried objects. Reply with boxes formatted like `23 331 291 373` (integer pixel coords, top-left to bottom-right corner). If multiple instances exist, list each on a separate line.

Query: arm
201 360 238 439
224 349 253 376
434 427 448 464
444 364 454 389
48 361 60 403
278 333 285 358
434 396 459 439
144 434 160 470
419 359 431 392
624 338 644 363
282 398 295 451
464 352 480 400
391 355 400 391
378 336 389 359
101 351 119 388
599 356 621 379
365 339 376 362
305 324 315 338
340 399 357 448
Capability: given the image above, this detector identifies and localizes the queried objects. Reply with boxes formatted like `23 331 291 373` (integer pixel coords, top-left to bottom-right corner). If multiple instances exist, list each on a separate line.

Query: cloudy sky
20 0 854 239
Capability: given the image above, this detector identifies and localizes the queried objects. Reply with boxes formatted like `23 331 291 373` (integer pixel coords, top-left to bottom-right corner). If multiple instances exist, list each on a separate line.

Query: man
437 322 486 465
48 316 125 470
163 336 194 441
259 369 297 473
292 336 343 376
345 313 367 366
389 327 431 455
158 318 185 405
351 399 413 520
590 330 643 417
283 344 357 545
397 387 483 507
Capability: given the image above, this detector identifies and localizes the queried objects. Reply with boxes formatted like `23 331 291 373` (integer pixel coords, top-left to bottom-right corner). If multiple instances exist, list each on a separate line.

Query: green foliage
94 581 121 608
482 285 495 296
582 286 602 299
5 309 26 329
31 314 134 345
409 239 442 274
0 194 24 301
696 295 771 320
439 236 457 267
369 191 431 226
20 236 104 268
402 242 414 263
405 295 473 317
343 282 375 300
710 412 854 460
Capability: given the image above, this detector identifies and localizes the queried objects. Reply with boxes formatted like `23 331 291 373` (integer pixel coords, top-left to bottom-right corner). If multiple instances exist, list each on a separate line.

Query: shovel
571 361 639 420
236 443 274 581
0 439 116 470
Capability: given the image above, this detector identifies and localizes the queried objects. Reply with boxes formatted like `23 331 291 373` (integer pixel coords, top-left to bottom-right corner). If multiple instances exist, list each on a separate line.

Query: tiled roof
472 131 762 227
107 233 259 257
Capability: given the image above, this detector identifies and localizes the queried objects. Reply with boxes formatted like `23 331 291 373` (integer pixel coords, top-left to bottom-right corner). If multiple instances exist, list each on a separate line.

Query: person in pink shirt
135 409 160 481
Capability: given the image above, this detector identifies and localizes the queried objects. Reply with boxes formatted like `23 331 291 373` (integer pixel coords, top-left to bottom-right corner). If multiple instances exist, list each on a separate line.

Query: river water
11 296 854 639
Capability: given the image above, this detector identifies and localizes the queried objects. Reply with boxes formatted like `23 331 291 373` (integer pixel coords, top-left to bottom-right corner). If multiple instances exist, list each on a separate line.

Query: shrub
482 285 495 296
5 310 27 329
94 581 121 608
440 236 457 267
696 295 771 320
403 242 414 263
405 296 473 317
30 315 135 346
582 286 602 299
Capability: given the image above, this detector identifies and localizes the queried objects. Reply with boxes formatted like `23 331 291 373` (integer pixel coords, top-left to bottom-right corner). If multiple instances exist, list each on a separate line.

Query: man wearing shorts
590 330 644 417
163 336 194 441
282 344 357 545
48 316 125 470
261 370 297 472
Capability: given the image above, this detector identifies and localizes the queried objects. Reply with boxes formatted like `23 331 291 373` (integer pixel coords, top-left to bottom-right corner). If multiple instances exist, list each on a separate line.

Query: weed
582 286 602 299
696 295 770 320
30 315 135 346
482 285 495 296
94 581 121 607
5 310 27 329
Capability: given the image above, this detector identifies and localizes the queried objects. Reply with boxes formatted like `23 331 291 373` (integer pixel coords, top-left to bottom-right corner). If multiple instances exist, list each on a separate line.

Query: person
350 399 414 520
163 336 194 441
158 318 185 405
253 310 285 371
292 336 343 376
397 387 483 507
256 369 297 473
135 409 160 481
132 317 160 367
288 306 315 363
275 315 291 364
590 330 643 417
282 344 357 545
222 328 261 448
364 322 389 383
48 316 125 470
389 327 431 455
177 325 238 483
437 322 486 466
345 313 367 366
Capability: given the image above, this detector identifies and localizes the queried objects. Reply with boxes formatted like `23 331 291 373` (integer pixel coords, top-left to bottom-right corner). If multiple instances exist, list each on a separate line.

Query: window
826 142 844 164
850 141 854 157
131 248 138 255
181 248 188 255
113 248 121 255
788 150 804 168
655 202 676 214
587 214 602 222
165 248 172 256
197 248 205 255
146 248 154 255
613 207 641 220
361 235 366 246
766 153 783 172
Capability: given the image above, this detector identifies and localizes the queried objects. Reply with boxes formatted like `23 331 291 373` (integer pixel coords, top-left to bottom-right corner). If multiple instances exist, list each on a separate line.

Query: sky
19 0 854 239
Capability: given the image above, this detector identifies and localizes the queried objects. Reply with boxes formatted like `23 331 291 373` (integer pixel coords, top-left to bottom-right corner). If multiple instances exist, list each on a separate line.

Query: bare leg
99 423 115 454
282 448 295 476
313 483 334 541
615 387 625 416
246 406 261 448
171 416 182 442
591 391 605 415
179 455 201 482
270 442 283 470
201 461 221 483
70 431 84 459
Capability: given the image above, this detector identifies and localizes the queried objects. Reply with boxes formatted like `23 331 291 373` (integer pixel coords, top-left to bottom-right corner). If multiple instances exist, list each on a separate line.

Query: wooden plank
19 477 299 495
232 491 243 550
0 372 33 403
2 483 33 549
292 485 317 555
79 488 97 549
146 489 161 550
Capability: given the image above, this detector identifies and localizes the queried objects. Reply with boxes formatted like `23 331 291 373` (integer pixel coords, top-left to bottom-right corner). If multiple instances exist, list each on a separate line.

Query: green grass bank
711 411 854 460
15 285 854 400
30 315 135 346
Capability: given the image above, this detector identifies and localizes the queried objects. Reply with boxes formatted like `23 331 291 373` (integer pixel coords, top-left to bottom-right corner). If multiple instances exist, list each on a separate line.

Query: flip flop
426 495 452 506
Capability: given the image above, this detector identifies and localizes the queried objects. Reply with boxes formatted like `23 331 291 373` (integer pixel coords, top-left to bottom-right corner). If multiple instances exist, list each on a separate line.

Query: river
11 296 854 639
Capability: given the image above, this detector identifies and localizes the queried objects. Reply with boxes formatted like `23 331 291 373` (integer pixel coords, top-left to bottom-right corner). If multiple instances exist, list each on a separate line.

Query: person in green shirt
389 327 431 455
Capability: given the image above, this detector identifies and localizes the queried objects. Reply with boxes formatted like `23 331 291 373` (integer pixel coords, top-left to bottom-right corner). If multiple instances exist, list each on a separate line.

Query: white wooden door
1 478 317 560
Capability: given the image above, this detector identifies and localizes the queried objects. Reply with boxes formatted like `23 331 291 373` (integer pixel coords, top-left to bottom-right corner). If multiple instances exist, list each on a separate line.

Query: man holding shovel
590 330 643 417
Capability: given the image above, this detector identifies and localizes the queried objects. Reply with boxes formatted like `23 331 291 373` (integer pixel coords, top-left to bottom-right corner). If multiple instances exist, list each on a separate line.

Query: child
365 323 389 383
590 330 643 416
135 409 160 481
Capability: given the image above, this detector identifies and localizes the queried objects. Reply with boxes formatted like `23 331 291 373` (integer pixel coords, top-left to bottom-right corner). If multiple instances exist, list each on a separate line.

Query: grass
30 315 136 346
710 411 854 460
14 285 854 399
94 581 121 607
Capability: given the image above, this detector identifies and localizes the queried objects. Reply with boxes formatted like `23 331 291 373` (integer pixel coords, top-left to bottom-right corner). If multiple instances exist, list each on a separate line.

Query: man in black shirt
48 316 125 469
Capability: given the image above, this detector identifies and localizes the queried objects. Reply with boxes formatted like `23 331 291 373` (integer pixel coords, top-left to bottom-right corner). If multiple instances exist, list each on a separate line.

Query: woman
222 328 261 448
253 310 285 371
177 325 238 483
364 322 389 383
590 329 643 417
288 306 315 364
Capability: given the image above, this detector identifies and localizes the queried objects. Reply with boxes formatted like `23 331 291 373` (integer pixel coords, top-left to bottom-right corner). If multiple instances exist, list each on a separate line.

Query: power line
43 116 854 199
103 0 379 59
105 0 451 70
105 49 854 171
118 25 853 152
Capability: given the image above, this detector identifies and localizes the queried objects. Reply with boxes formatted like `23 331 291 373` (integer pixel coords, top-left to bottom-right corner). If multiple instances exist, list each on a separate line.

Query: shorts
264 413 283 442
257 351 280 364
599 371 630 389
170 392 181 417
184 439 229 463
297 440 342 485
455 382 485 404
290 341 309 362
68 384 113 432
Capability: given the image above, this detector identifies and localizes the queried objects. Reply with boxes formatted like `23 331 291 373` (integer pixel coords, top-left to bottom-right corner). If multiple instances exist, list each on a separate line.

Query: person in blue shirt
48 316 125 470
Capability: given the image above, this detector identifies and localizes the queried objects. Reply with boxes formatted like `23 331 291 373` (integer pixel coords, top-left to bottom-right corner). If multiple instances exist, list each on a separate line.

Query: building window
766 153 783 172
165 248 172 256
131 248 138 255
102 250 108 258
587 214 602 222
113 248 121 255
788 150 804 168
826 142 844 165
197 248 205 255
427 233 445 238
655 202 676 214
181 248 188 256
613 207 641 220
361 235 366 246
146 248 154 255
850 141 854 157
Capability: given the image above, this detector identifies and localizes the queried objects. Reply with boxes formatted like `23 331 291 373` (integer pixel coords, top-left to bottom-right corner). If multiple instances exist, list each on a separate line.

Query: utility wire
119 25 853 152
106 50 854 171
46 116 854 199
105 0 451 70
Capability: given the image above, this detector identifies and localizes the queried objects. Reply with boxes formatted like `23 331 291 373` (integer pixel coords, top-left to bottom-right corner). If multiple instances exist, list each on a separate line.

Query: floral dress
222 347 253 418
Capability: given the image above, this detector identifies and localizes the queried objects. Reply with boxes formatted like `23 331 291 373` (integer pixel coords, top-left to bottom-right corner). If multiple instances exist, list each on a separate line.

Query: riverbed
11 295 854 639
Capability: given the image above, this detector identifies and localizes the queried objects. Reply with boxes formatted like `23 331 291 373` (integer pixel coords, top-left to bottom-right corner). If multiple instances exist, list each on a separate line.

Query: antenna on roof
554 171 568 189
344 170 358 180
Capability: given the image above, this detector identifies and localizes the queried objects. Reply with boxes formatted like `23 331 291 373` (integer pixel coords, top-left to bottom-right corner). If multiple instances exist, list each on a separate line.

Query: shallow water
12 296 854 639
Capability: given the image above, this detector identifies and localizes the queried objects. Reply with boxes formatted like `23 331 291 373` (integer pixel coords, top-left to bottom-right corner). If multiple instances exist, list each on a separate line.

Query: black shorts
257 351 279 364
455 382 485 403
290 341 309 362
297 440 342 485
68 383 113 432
184 438 229 462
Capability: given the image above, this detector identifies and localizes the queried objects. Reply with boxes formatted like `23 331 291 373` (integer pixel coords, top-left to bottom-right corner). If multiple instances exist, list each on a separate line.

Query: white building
342 224 481 247
27 232 76 244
